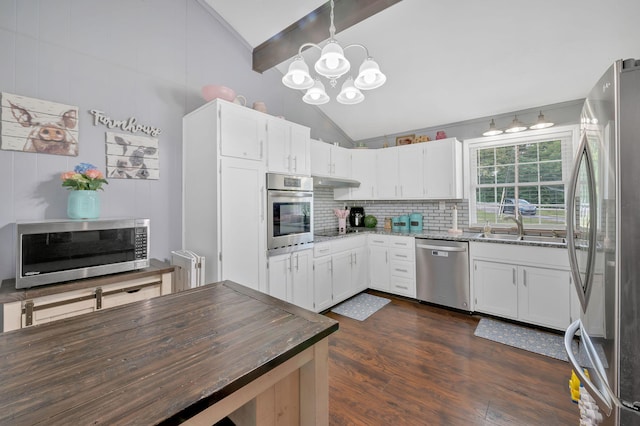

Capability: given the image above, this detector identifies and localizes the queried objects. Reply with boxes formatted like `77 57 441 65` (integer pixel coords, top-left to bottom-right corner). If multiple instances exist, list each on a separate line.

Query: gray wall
0 0 344 282
356 100 583 148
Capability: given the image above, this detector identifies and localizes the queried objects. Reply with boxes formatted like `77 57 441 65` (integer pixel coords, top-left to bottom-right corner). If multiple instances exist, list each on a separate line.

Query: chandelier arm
297 42 322 56
343 44 370 58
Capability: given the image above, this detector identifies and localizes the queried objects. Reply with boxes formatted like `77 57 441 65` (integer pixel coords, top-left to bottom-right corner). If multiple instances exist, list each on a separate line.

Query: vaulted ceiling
204 0 640 141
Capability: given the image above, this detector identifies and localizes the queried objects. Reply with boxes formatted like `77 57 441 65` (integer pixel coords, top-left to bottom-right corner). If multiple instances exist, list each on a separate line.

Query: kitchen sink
475 233 566 245
474 233 521 241
519 235 567 244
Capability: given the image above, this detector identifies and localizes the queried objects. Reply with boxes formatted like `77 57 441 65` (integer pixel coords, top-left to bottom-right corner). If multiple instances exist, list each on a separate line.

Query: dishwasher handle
416 243 467 253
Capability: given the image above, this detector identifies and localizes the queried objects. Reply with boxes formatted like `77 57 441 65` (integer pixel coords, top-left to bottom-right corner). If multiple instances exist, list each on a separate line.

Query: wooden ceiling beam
252 0 401 74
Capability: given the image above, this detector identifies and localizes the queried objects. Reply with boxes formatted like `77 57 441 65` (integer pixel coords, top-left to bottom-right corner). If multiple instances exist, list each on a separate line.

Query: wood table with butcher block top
0 280 339 425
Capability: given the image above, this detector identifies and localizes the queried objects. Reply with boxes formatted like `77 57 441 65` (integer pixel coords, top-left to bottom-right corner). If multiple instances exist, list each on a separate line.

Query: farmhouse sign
89 109 162 137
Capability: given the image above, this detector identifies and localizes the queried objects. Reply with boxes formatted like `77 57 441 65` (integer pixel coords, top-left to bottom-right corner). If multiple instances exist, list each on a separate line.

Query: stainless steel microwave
15 218 150 289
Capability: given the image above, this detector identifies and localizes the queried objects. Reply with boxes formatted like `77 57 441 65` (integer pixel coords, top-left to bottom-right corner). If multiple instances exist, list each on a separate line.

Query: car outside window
467 126 577 229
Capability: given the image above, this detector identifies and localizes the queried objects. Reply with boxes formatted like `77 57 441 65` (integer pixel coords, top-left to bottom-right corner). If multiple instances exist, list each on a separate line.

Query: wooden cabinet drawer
22 298 96 327
101 283 161 309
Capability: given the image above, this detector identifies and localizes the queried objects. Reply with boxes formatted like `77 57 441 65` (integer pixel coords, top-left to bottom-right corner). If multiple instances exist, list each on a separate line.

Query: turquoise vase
67 190 100 219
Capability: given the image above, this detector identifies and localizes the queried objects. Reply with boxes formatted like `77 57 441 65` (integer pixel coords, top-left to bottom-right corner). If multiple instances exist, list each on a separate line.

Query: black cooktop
314 228 367 237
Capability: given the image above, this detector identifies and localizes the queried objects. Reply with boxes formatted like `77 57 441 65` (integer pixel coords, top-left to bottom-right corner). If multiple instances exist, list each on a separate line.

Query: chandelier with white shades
281 0 387 105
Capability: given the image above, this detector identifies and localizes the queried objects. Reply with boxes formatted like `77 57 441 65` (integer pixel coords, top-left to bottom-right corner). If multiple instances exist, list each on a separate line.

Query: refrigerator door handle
566 132 598 312
564 319 613 415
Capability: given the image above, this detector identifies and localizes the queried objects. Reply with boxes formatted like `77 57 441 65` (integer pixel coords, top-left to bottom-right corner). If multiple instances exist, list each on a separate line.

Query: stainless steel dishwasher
415 238 470 311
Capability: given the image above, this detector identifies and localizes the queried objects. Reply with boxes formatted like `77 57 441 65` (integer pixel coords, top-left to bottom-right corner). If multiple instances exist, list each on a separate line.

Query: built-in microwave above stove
266 173 313 254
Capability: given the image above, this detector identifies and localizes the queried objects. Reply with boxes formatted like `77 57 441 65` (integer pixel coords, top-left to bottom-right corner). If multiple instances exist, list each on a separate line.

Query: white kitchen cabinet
334 149 376 201
313 255 333 312
473 260 519 319
423 138 463 199
268 249 313 310
375 148 399 199
183 99 267 292
470 242 572 330
310 139 350 178
266 117 310 176
368 235 416 297
331 251 352 303
311 235 368 311
518 266 571 330
219 100 266 161
368 235 389 291
397 144 424 199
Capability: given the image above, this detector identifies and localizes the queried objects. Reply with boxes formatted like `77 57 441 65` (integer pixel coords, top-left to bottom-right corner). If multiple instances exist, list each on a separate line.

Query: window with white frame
467 126 578 229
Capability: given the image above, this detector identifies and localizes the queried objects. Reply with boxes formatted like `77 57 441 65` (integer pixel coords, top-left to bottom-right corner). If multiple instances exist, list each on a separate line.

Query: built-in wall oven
266 173 313 254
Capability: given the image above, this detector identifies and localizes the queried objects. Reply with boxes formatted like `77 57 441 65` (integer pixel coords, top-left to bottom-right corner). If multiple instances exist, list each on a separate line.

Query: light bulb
310 92 320 100
292 73 304 85
364 73 375 84
326 56 339 70
346 91 356 100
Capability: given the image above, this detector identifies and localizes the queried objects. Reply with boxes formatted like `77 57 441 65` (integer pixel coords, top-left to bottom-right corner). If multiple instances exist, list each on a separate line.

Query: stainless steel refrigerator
564 58 640 425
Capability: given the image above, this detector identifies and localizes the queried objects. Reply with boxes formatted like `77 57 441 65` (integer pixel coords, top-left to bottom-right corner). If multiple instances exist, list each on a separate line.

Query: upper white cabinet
310 139 350 178
219 100 266 161
375 148 399 199
423 138 463 199
332 138 463 201
334 149 376 201
267 117 310 176
183 99 267 292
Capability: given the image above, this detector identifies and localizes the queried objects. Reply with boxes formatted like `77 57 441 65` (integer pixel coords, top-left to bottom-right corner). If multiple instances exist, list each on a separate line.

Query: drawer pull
396 285 408 290
395 254 408 258
395 268 408 273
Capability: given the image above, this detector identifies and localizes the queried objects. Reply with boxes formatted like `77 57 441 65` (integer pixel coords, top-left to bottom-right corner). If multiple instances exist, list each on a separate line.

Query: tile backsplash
313 187 468 232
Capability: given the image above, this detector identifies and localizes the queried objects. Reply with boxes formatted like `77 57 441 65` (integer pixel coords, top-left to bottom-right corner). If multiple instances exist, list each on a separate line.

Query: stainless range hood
312 176 361 188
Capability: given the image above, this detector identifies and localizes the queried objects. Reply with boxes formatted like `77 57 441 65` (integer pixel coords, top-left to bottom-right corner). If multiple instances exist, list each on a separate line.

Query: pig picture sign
0 93 79 156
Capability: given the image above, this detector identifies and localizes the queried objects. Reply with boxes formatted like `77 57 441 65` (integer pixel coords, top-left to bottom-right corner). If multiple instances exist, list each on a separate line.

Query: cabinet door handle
288 256 292 272
293 156 298 172
260 187 265 222
512 268 516 285
295 253 299 271
385 252 388 263
354 252 357 265
260 141 263 159
523 269 527 286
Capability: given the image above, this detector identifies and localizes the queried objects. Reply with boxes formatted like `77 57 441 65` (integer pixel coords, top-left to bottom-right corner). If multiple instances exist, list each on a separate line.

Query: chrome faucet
506 215 524 239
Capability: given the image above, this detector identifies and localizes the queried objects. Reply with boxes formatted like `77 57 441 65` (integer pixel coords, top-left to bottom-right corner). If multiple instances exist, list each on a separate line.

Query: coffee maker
349 207 365 228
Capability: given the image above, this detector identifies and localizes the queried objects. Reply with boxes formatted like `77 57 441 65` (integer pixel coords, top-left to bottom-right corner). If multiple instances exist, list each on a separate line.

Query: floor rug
474 317 578 362
331 293 391 321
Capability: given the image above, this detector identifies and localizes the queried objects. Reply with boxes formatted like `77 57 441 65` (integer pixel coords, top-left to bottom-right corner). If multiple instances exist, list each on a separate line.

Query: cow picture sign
105 131 159 180
0 93 79 156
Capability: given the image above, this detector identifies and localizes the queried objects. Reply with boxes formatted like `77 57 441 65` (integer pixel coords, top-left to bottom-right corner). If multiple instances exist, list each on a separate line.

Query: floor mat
474 317 579 362
331 293 391 321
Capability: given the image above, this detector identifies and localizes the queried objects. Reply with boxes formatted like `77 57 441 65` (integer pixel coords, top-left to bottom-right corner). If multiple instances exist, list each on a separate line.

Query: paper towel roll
452 206 458 230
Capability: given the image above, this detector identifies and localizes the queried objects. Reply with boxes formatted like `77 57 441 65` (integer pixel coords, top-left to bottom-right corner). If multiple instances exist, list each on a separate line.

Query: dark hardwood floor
324 291 577 425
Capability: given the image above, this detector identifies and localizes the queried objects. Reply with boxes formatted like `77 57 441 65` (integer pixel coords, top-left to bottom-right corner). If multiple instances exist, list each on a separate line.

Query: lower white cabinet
470 242 572 331
268 250 313 311
312 236 368 312
368 235 416 297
